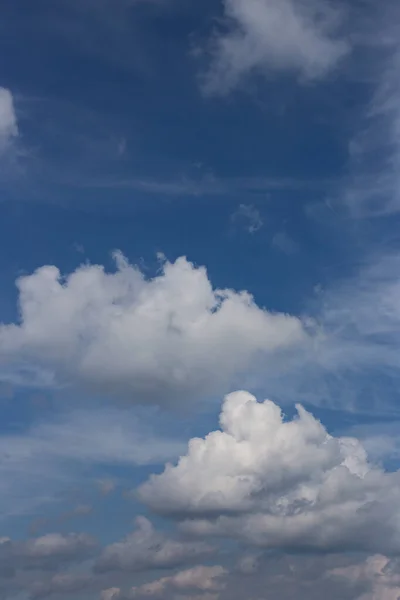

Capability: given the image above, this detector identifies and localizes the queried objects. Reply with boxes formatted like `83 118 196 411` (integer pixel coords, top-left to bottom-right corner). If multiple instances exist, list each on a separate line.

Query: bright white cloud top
139 391 400 554
0 254 305 406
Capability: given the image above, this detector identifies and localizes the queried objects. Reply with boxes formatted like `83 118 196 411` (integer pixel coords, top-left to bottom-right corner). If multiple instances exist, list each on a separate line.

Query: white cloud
139 390 400 554
0 87 18 150
95 517 213 573
0 253 306 407
201 0 349 95
329 555 400 600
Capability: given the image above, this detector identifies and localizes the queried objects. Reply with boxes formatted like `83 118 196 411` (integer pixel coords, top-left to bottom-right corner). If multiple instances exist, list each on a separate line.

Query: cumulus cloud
201 0 349 95
95 517 213 573
139 391 400 554
136 565 226 596
329 555 400 600
0 532 96 572
0 87 18 150
98 554 389 600
127 565 227 598
0 254 305 407
30 572 93 599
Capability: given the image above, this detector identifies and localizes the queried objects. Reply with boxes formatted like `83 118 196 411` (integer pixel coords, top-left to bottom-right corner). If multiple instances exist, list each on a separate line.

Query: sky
2 0 400 598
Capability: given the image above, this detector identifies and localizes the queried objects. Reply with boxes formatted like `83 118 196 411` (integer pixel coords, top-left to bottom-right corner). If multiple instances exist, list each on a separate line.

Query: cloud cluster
131 565 227 596
99 554 400 600
100 566 226 600
202 0 349 95
139 391 400 554
0 533 96 580
95 517 213 573
329 555 400 600
0 254 305 406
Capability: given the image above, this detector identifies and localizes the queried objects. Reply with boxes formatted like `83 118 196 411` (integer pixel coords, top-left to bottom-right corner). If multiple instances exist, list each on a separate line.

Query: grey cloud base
94 517 213 573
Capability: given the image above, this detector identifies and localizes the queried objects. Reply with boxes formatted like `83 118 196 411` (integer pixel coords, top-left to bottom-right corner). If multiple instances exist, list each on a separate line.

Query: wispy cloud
271 231 299 255
342 2 400 217
0 87 18 152
256 249 400 414
230 204 263 234
0 407 184 517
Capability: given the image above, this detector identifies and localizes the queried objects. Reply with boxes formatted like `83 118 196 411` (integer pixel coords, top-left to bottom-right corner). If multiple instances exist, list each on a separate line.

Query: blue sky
2 1 400 599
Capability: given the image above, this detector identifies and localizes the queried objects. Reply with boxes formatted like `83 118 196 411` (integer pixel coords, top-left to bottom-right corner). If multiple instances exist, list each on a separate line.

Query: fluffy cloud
130 565 227 596
100 568 226 600
139 391 400 554
100 554 389 600
95 517 213 573
202 0 349 95
0 254 305 406
0 87 18 150
0 531 96 594
0 533 96 572
329 555 400 600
